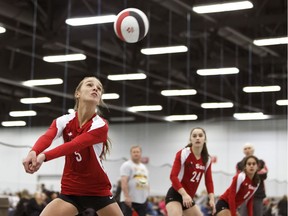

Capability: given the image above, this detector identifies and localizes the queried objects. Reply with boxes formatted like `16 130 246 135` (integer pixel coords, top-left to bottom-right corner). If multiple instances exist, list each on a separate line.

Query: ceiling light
102 93 120 100
161 89 197 96
22 78 63 87
276 99 288 106
20 97 51 104
1 121 26 127
243 85 281 93
141 45 188 55
192 1 253 14
109 116 135 122
9 110 37 117
65 15 116 26
165 114 198 121
197 67 239 76
127 105 162 112
107 73 146 81
201 102 234 109
233 112 270 120
0 26 6 33
253 37 288 46
43 53 86 62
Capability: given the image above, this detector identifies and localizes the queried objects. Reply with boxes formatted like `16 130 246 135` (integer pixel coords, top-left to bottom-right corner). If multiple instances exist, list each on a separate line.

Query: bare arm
121 175 132 207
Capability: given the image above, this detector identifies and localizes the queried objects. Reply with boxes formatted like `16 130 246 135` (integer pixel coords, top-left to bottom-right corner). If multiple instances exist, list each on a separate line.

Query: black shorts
165 187 195 210
58 193 116 214
215 199 229 215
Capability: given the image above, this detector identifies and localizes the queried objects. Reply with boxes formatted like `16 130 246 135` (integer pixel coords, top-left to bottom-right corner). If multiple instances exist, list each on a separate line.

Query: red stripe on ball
115 11 130 42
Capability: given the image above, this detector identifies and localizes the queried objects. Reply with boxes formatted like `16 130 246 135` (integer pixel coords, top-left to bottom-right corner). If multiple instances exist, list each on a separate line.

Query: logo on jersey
195 163 205 170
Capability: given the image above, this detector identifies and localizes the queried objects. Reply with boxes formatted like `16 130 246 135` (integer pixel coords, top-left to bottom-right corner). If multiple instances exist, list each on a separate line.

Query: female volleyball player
215 155 260 216
165 127 216 216
22 77 124 216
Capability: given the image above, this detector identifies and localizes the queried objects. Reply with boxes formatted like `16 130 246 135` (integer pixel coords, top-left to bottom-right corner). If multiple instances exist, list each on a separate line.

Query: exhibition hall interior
0 0 286 126
0 0 286 216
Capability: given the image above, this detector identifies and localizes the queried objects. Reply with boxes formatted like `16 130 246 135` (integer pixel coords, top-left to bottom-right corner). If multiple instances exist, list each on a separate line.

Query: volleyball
114 8 149 43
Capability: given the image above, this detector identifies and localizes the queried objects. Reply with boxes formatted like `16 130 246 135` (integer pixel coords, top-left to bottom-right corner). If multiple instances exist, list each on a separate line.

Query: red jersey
219 172 259 216
32 112 112 196
170 147 214 198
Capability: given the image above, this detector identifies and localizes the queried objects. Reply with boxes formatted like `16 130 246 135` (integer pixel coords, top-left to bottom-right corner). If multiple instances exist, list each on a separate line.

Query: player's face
243 146 254 156
245 158 258 175
190 129 206 147
76 78 103 105
131 147 142 163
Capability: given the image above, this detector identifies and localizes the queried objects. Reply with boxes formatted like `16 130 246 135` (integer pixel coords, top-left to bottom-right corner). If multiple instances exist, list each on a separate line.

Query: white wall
0 119 287 197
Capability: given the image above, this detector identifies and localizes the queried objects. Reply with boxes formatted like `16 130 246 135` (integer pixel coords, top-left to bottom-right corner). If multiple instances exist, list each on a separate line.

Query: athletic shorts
215 199 229 215
58 193 116 214
165 187 195 210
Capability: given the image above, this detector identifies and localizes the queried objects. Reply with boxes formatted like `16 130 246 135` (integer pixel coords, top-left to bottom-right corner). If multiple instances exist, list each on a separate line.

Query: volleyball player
165 127 216 216
22 77 124 216
236 143 268 216
215 155 260 216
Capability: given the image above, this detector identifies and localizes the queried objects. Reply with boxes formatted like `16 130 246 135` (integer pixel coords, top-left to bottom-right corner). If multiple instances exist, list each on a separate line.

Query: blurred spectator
26 191 46 216
14 189 31 216
277 195 287 216
158 198 167 216
146 197 158 216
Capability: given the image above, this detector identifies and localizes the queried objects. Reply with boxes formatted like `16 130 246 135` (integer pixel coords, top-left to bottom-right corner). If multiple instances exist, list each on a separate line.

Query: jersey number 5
74 151 82 162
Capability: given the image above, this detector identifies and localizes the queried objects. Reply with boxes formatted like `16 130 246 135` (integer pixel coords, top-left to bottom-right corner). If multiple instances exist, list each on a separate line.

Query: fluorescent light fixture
165 114 198 121
20 97 51 104
107 73 147 81
253 37 288 46
1 121 26 127
109 116 136 122
192 1 253 14
66 15 116 26
127 105 162 112
201 102 234 109
0 26 6 33
197 67 239 76
102 93 120 100
22 78 63 87
276 99 288 106
161 89 197 96
243 85 281 93
141 45 188 55
43 53 86 62
233 112 270 120
9 110 37 117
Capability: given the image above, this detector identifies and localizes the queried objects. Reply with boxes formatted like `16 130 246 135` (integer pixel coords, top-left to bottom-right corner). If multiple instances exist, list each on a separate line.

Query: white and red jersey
32 112 112 196
219 172 259 216
170 147 214 198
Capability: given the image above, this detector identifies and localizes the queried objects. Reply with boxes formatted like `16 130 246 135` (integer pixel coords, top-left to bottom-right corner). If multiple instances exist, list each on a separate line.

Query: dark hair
243 155 260 186
185 127 209 165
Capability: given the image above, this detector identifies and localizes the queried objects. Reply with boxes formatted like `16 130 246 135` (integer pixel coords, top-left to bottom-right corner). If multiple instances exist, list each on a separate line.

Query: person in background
22 76 123 216
26 191 46 216
165 127 216 216
13 189 31 216
215 155 260 216
120 145 149 216
277 195 287 216
236 143 268 216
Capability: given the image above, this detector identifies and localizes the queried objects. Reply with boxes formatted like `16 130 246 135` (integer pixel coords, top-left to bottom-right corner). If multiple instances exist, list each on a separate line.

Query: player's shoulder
56 112 76 126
